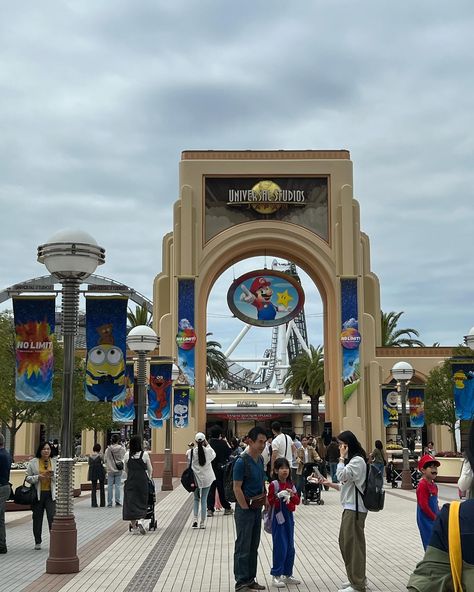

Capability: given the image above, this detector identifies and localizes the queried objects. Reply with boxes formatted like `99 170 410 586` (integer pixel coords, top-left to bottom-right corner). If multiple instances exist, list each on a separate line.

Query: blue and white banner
452 363 474 420
85 296 127 402
13 296 56 402
148 361 173 428
176 279 195 400
113 362 135 422
340 279 361 403
173 386 190 428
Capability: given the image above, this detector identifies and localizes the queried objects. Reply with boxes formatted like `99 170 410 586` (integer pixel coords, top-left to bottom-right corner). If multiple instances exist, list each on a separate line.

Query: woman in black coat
88 443 106 507
123 435 153 534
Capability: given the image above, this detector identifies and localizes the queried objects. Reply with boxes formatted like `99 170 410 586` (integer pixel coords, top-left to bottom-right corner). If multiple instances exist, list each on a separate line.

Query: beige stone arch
153 150 384 453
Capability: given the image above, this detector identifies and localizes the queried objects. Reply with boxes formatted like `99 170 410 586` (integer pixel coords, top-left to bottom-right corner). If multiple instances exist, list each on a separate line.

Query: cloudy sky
1 1 473 360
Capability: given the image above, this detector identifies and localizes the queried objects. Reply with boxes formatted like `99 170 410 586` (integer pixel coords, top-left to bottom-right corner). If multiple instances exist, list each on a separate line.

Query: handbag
181 450 197 493
263 480 279 534
111 450 124 471
14 478 36 505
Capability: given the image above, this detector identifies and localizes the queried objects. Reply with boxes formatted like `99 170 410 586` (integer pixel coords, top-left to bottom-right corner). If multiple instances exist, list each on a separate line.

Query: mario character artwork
240 276 291 322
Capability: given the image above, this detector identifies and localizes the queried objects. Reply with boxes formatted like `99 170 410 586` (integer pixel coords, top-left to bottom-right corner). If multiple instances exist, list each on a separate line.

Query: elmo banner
13 296 56 402
148 361 173 428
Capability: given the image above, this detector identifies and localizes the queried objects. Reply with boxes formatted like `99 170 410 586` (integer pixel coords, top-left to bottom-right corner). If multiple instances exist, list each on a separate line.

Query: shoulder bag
181 449 197 493
111 449 124 471
14 478 36 506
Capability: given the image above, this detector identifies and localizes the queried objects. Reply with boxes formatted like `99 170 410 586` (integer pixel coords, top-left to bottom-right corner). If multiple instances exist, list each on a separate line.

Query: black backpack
356 463 385 512
223 452 251 503
181 450 197 493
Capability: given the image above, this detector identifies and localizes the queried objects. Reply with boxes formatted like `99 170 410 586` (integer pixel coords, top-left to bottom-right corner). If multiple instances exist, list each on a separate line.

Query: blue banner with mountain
340 279 361 403
85 296 127 402
148 361 173 428
452 363 474 420
13 296 56 402
176 278 195 400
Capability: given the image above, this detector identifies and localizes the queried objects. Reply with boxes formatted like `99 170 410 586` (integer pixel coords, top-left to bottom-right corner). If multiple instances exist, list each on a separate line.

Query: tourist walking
104 434 125 507
270 422 296 476
0 434 12 554
187 432 216 529
123 435 153 535
326 437 340 483
295 436 320 495
26 441 57 550
233 426 267 592
322 431 369 592
88 443 106 507
370 440 386 475
207 426 233 517
268 457 301 588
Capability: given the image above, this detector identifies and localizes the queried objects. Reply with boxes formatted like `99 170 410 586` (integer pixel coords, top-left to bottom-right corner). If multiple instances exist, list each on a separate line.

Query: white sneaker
338 587 357 592
199 521 206 529
283 575 301 585
34 543 41 550
339 579 368 591
138 523 146 535
272 576 285 588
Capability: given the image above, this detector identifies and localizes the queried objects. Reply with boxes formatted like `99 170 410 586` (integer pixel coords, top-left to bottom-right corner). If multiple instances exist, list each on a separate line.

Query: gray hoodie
336 455 367 513
104 443 125 474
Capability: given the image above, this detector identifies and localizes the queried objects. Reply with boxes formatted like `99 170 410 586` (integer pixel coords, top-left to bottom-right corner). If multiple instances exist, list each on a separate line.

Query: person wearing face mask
415 454 440 550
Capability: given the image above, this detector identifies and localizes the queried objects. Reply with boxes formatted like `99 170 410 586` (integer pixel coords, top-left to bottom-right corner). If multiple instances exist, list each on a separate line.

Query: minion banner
176 278 195 397
452 363 474 420
340 279 361 403
148 361 173 428
13 296 56 402
173 386 190 428
408 387 425 428
382 387 399 427
113 362 135 422
85 296 127 402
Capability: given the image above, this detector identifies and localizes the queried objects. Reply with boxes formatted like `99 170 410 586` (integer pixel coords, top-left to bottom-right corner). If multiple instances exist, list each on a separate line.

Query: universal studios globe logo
340 327 361 349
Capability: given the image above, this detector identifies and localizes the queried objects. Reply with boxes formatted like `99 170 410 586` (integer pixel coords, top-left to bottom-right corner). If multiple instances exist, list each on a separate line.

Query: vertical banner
382 387 399 427
452 363 474 420
148 361 173 428
13 296 56 402
173 386 190 428
113 362 135 422
176 278 196 399
408 387 425 428
340 279 361 403
85 296 127 402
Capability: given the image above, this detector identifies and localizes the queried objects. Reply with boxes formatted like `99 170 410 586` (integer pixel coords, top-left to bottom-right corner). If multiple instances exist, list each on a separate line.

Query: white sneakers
338 579 369 592
272 575 301 587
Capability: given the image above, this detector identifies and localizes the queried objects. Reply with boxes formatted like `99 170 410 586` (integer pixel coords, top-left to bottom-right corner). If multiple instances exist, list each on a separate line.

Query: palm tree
284 345 325 435
381 311 425 347
206 334 229 386
127 304 152 330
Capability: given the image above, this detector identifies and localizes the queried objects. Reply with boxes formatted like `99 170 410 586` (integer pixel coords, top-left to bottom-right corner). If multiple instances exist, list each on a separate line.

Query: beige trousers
338 509 367 591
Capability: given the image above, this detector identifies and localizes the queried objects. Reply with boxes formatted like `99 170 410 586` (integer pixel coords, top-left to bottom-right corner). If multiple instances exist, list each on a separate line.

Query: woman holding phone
322 431 368 592
26 441 57 550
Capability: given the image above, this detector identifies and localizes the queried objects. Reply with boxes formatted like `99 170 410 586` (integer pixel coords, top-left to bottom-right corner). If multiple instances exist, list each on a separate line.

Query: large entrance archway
154 150 383 454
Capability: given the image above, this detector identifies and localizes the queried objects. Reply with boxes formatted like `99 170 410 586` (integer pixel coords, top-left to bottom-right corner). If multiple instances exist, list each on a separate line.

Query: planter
435 457 463 483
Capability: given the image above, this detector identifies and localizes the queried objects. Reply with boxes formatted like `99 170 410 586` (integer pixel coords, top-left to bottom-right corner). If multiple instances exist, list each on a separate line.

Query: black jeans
91 479 106 507
32 491 56 545
207 468 231 511
234 505 262 589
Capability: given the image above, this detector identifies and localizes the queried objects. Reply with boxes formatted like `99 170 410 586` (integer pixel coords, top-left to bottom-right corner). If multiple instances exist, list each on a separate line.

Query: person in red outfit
267 457 301 588
416 454 440 550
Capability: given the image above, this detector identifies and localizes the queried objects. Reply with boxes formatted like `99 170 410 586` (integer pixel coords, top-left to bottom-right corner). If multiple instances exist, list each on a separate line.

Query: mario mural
227 269 304 328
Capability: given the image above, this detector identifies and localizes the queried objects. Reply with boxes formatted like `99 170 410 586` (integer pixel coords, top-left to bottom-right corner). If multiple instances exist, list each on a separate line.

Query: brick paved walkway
1 481 459 592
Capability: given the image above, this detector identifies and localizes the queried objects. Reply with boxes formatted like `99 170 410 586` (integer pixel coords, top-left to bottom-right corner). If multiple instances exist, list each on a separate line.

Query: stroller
146 478 158 530
302 462 325 505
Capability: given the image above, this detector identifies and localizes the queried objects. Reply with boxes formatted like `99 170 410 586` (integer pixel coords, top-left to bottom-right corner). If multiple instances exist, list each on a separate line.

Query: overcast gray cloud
1 1 473 355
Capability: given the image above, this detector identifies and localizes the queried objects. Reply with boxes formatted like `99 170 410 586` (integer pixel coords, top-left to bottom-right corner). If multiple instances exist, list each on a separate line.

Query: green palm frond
381 311 425 347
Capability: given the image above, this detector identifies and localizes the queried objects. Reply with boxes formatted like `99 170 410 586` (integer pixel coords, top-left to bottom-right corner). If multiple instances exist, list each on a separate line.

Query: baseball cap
195 432 206 442
418 454 440 470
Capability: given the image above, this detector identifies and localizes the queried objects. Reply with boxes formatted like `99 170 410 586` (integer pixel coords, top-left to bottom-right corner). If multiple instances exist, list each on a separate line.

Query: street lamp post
391 360 414 491
37 229 105 574
161 363 180 491
127 326 159 442
464 327 474 351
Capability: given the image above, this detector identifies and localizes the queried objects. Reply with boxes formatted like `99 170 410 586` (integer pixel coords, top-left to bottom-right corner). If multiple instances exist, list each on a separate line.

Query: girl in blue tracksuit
267 457 301 588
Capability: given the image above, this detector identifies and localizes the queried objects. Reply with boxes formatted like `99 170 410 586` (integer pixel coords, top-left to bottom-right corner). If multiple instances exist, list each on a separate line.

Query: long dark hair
375 440 384 451
35 441 51 459
196 441 206 466
337 430 367 463
129 435 142 456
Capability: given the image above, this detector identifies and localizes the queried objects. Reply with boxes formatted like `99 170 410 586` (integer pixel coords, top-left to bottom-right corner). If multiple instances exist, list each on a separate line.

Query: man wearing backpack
321 431 369 592
233 426 267 592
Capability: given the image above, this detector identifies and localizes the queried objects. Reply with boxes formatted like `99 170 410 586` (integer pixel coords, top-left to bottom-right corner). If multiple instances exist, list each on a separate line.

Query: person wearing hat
240 277 290 322
416 454 440 550
186 432 216 529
